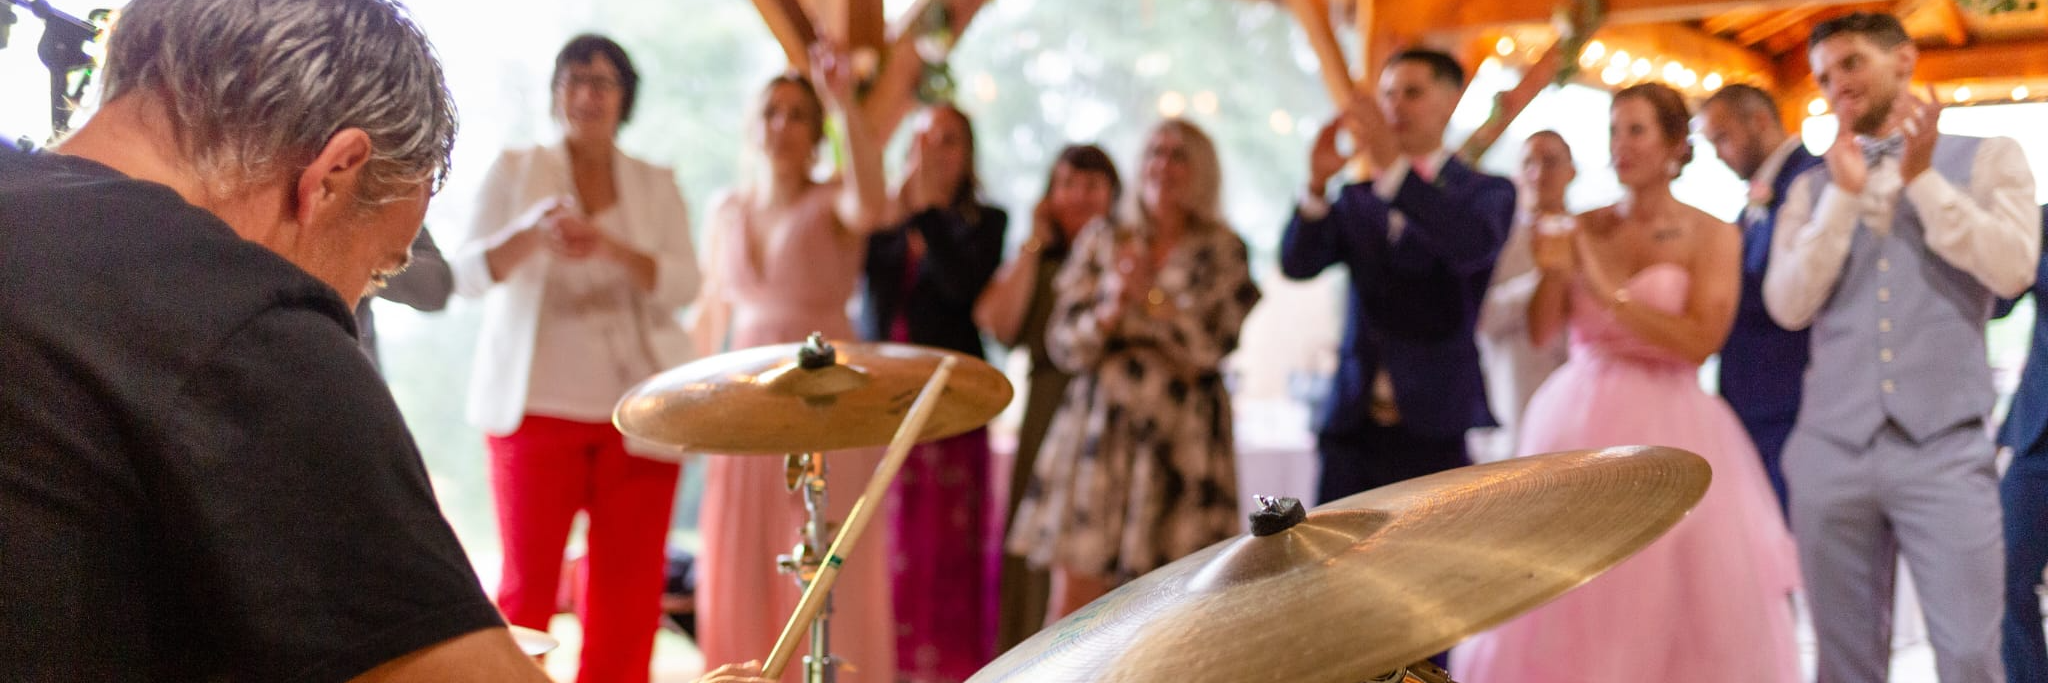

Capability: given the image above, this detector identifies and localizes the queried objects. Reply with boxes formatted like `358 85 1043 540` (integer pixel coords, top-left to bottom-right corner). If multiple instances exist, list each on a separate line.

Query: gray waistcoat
1795 135 1996 447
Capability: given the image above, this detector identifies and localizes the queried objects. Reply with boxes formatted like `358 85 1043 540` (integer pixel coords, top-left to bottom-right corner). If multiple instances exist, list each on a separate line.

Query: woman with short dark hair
450 34 701 683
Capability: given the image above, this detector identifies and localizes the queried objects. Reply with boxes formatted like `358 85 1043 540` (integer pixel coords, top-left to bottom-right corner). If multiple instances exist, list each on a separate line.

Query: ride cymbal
970 445 1712 683
614 335 1013 455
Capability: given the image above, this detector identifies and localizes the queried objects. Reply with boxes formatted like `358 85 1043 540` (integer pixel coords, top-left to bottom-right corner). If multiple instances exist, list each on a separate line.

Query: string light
1808 97 1828 115
1631 58 1652 78
1158 91 1188 117
2015 85 2031 100
1955 86 1973 102
1497 37 1516 56
1702 73 1723 90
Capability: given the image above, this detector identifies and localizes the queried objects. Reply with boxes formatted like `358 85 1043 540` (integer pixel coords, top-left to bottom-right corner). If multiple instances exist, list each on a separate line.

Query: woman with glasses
450 34 701 683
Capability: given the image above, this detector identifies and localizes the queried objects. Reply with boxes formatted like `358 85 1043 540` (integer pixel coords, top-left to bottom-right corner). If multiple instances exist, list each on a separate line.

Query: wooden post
1284 0 1359 106
753 0 818 71
1458 40 1568 163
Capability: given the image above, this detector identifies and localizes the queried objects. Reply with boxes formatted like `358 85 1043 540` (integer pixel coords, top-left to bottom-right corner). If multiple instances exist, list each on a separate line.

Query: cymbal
968 445 1712 683
614 336 1014 455
509 625 559 656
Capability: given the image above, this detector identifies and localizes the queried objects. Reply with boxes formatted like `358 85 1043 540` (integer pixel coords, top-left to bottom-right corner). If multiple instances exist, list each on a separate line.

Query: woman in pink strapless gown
692 58 897 683
1450 84 1799 683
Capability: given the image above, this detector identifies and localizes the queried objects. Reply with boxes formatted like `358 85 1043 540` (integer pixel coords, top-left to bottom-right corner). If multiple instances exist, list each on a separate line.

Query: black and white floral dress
1006 216 1262 583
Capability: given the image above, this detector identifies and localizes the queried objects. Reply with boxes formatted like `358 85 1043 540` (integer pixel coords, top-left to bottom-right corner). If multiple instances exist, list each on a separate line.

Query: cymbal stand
778 452 837 683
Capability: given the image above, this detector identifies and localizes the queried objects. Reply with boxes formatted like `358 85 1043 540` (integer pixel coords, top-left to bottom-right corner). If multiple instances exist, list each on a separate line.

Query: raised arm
1587 214 1743 364
1044 222 1118 374
1763 130 1863 330
813 43 891 236
1122 231 1262 373
975 203 1057 346
1911 136 2039 298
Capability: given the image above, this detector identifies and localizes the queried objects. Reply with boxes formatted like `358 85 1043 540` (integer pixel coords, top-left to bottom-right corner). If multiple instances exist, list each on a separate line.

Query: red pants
488 415 680 683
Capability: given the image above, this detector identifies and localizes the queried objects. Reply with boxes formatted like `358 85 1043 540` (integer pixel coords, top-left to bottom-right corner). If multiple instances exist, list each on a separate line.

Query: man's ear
1893 43 1919 84
293 128 375 228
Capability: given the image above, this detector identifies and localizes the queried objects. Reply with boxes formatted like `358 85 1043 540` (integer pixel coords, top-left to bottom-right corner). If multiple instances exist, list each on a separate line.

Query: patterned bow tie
1860 136 1904 166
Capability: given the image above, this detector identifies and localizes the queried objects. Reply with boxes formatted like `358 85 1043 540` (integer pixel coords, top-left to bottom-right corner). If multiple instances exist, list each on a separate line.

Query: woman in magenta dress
858 103 1007 680
1449 83 1800 682
691 48 897 682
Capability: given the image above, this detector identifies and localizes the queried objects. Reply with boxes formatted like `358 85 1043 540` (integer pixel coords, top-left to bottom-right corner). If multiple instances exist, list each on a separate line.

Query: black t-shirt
0 149 503 681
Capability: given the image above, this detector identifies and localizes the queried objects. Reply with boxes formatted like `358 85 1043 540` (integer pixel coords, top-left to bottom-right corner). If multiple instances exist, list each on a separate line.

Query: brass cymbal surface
969 445 1712 683
614 339 1014 455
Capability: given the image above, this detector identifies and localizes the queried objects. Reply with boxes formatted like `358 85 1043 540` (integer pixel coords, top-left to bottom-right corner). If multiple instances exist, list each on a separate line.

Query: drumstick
762 356 957 679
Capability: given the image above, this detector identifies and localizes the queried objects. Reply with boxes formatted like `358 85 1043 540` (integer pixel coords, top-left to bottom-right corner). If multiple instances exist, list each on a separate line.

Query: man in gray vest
1766 12 2038 682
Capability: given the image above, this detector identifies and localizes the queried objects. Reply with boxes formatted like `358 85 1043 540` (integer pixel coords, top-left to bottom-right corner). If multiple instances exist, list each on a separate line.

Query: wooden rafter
1898 0 1971 47
754 0 818 70
1733 4 1827 46
1459 39 1569 163
1284 0 1361 105
1380 0 1874 38
863 0 989 137
1702 9 1764 35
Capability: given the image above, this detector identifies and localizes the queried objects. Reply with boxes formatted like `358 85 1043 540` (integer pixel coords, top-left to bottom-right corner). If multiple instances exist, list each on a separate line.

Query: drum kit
607 333 1714 683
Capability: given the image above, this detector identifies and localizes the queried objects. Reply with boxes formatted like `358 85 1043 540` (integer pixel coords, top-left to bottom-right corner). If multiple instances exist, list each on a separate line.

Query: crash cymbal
614 335 1014 455
968 445 1712 683
509 625 558 656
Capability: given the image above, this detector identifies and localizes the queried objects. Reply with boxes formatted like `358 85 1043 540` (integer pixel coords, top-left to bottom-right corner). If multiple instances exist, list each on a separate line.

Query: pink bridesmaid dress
696 193 897 683
1450 263 1800 683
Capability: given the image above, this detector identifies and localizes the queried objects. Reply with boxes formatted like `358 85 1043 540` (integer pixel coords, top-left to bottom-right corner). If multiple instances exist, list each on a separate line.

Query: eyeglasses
556 74 623 93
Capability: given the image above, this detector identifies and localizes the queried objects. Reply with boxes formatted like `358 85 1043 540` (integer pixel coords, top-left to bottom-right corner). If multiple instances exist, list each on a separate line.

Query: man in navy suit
1281 49 1515 504
1997 205 2048 681
1697 83 1824 517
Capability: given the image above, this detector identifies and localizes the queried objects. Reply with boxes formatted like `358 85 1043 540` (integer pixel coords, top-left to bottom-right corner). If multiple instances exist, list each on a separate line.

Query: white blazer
450 141 702 437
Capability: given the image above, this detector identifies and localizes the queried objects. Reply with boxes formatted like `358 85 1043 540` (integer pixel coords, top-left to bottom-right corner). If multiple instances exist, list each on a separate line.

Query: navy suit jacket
1996 205 2048 454
1719 145 1824 429
1281 157 1515 441
859 204 1008 358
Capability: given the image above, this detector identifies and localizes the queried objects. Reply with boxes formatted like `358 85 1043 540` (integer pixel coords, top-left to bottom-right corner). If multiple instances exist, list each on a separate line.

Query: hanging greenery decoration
1551 0 1606 85
914 1 959 104
1957 0 2039 15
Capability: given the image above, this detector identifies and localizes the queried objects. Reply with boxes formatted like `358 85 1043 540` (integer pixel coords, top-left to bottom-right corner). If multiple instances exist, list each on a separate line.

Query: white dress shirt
1764 135 2039 330
1476 207 1569 438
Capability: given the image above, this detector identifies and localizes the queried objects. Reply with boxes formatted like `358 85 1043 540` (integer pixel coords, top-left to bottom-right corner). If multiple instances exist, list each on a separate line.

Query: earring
1667 160 1682 178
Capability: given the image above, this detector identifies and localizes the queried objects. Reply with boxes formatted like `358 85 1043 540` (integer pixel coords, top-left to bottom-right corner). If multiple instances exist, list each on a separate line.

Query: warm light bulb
1808 97 1828 116
1955 86 1973 102
1157 91 1188 118
2016 85 2031 100
1702 73 1723 90
1497 37 1516 56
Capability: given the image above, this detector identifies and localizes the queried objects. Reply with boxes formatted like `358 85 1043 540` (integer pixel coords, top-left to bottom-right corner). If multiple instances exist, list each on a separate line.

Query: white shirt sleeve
1763 172 1861 330
1906 137 2040 298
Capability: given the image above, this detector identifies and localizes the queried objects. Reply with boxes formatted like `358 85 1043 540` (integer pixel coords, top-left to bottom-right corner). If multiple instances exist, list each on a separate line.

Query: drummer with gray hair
0 0 552 680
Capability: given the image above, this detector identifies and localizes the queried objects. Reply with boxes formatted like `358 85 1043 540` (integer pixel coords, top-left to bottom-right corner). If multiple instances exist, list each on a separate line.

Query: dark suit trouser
1735 411 1796 520
2007 448 2048 682
1315 421 1470 506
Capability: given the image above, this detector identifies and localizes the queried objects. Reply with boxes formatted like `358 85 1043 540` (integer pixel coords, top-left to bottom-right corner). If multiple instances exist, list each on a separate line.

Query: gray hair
100 0 456 206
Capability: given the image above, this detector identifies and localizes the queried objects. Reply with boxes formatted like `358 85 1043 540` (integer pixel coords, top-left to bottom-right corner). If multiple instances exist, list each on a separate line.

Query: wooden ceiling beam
1702 9 1763 35
1733 4 1826 46
1284 0 1361 106
1380 0 1875 37
864 0 988 138
753 0 819 70
1896 0 1971 47
1917 40 2048 83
